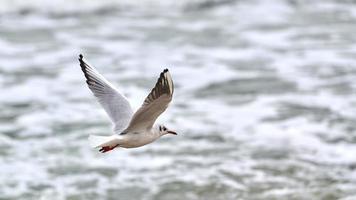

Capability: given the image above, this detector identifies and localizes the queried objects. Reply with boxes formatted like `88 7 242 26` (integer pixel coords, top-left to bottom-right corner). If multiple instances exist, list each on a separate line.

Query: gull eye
163 127 167 131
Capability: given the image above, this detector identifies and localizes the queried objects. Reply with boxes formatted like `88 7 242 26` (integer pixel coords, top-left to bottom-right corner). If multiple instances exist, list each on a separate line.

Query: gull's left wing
125 69 174 132
78 54 134 132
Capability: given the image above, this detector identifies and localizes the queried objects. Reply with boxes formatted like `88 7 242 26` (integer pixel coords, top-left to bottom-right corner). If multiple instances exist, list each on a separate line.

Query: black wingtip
159 69 169 78
79 54 83 60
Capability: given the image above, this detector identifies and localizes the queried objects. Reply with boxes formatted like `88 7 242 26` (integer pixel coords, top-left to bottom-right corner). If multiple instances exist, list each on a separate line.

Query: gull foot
99 145 118 153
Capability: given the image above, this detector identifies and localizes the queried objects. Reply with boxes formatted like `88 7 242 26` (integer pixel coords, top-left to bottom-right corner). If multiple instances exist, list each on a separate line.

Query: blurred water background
1 0 356 199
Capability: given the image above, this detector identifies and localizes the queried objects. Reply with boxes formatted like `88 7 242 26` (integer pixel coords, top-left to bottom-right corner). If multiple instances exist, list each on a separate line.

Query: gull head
156 124 177 136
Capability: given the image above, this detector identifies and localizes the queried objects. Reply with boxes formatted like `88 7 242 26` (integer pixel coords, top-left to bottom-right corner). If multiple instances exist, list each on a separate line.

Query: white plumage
79 54 177 153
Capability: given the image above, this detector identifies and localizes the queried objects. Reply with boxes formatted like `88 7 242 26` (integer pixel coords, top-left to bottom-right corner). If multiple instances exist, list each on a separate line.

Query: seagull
78 54 177 153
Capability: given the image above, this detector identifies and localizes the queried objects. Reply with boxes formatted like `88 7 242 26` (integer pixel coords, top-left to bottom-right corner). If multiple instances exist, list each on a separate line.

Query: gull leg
99 144 119 153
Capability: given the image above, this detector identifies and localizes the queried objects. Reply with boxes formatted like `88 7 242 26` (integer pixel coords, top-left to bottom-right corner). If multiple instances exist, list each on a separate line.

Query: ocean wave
0 0 239 14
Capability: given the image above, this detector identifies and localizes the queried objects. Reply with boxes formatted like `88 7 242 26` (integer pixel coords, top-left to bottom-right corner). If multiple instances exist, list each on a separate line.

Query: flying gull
78 54 177 153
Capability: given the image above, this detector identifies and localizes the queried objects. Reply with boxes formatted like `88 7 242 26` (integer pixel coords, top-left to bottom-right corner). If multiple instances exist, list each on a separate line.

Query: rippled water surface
1 0 356 199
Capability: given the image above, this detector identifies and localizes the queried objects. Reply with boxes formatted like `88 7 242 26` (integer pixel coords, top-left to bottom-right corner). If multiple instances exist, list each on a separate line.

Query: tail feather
88 135 119 148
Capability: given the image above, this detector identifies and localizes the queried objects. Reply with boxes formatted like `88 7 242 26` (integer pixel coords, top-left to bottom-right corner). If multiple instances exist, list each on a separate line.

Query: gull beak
167 130 177 135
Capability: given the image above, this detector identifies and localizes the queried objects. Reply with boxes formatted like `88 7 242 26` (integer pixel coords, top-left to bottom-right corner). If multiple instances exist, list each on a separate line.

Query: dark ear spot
159 126 162 131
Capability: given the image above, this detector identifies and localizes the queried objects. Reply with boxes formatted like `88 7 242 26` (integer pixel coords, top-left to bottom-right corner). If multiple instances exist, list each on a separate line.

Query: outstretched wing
78 54 133 132
125 69 174 132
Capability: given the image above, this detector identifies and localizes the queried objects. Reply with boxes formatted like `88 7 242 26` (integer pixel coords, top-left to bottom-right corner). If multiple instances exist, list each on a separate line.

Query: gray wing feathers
79 54 133 132
144 69 174 105
125 69 174 131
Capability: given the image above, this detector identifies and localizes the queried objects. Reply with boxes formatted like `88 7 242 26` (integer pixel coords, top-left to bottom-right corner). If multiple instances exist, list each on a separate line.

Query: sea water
1 0 356 199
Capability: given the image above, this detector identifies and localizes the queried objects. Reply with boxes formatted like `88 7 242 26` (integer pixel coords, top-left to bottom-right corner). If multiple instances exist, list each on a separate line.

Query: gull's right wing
125 69 174 132
79 54 133 132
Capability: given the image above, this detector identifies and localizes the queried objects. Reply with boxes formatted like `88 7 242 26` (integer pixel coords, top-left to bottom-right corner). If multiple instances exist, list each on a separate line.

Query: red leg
99 145 118 153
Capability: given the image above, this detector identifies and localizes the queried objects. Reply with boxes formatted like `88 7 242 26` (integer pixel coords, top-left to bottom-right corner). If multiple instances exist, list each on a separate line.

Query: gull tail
88 135 119 148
